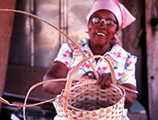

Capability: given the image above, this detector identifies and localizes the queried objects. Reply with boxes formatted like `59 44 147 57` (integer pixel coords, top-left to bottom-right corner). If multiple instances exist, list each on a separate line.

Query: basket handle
63 55 116 112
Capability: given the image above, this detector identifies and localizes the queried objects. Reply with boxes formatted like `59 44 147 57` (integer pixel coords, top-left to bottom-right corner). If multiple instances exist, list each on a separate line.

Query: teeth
97 33 105 36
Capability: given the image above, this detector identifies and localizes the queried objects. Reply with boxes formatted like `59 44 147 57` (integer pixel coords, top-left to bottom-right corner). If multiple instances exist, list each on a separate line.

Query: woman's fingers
82 71 120 88
97 73 112 88
116 80 121 85
81 71 96 79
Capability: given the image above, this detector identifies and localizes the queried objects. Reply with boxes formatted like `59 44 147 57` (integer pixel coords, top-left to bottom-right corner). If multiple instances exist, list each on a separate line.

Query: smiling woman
43 0 137 119
88 10 118 55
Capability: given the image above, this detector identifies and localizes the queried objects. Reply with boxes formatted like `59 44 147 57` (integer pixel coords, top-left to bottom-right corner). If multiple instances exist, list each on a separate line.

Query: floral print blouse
54 38 137 86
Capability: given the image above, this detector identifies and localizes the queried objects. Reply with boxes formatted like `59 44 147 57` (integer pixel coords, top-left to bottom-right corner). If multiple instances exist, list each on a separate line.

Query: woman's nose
99 20 107 29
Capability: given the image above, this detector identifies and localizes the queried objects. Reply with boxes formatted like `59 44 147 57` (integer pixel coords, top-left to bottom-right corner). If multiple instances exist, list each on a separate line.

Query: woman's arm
121 83 137 108
43 61 68 95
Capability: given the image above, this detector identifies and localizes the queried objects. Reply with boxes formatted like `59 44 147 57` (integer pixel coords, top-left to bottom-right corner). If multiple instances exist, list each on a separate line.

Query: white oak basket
54 55 125 120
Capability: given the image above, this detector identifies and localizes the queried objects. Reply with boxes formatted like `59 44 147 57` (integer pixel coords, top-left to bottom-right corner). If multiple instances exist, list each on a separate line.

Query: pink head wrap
86 0 136 30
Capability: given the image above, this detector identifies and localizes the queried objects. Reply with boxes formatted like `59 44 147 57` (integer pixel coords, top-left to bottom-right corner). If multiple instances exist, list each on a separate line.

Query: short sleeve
120 55 137 86
54 42 72 68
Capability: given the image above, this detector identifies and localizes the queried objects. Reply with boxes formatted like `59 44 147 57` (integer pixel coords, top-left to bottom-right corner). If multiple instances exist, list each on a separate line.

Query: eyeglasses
90 16 117 27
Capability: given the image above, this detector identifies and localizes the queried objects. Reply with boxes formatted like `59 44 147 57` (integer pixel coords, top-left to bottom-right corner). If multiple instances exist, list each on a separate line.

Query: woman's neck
89 41 112 55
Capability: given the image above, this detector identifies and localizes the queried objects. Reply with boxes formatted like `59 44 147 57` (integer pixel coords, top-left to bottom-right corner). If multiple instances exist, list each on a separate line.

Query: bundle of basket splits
53 55 125 120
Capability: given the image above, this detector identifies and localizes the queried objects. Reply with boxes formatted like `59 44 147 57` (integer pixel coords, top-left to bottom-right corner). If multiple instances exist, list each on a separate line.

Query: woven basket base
54 82 125 120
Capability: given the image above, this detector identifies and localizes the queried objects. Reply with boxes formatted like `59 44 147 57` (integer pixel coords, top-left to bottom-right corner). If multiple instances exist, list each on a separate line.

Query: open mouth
96 32 105 36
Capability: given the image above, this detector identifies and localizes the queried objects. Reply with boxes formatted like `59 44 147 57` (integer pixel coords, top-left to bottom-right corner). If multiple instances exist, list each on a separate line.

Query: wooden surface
0 0 16 112
145 0 158 119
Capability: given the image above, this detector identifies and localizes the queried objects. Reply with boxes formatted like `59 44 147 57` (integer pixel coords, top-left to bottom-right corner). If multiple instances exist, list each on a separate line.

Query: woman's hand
81 71 96 79
82 72 121 89
96 73 112 88
82 72 118 89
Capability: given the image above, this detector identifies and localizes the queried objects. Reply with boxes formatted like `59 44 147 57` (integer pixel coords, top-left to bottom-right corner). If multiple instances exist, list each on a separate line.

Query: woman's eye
106 20 114 25
92 17 100 24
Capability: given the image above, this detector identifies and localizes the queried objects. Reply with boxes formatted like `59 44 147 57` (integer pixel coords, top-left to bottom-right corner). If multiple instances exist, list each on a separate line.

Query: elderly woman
43 0 137 119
